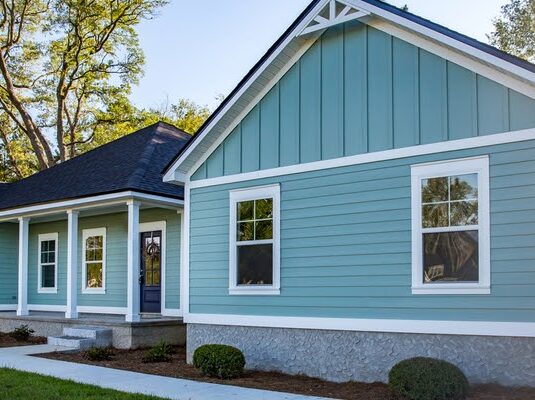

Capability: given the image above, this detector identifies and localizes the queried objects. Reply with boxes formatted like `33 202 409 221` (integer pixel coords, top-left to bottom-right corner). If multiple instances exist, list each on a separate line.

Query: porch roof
0 122 188 212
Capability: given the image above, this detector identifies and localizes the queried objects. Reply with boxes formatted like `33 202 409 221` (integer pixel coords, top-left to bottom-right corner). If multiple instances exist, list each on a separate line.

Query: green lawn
0 368 167 400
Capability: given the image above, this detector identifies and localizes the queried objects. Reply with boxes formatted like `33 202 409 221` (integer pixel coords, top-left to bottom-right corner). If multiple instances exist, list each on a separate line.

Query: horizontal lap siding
0 223 18 304
192 23 535 181
189 140 535 322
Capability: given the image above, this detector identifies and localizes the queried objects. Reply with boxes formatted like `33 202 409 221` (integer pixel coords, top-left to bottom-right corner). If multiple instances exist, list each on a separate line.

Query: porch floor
0 311 182 326
0 311 185 349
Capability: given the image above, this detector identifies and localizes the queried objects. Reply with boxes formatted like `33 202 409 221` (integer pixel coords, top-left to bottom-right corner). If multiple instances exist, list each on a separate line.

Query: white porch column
126 200 140 322
66 210 79 319
17 217 30 316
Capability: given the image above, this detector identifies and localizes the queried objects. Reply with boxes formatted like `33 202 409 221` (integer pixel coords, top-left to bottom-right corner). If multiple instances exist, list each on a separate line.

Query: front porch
0 191 183 326
0 311 185 349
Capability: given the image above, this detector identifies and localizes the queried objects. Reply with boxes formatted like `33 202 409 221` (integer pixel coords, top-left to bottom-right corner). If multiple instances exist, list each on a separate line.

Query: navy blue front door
140 231 162 313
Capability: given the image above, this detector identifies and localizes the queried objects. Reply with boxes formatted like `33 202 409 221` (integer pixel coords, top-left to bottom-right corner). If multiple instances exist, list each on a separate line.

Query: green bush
84 347 114 361
192 344 245 379
9 325 35 342
389 357 469 400
142 341 174 363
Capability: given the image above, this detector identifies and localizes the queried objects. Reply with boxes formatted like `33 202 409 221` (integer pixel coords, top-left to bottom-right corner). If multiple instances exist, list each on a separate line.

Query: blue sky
131 0 508 110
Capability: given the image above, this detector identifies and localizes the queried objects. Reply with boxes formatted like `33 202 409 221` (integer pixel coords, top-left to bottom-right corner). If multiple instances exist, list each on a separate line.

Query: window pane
94 236 103 248
255 220 273 240
237 244 273 285
450 174 478 201
422 177 448 203
238 222 254 241
41 241 48 252
153 270 161 286
451 201 478 226
94 248 103 262
238 201 254 221
423 231 479 283
422 204 448 228
87 262 103 288
86 237 95 249
42 265 55 288
86 249 96 262
255 198 273 219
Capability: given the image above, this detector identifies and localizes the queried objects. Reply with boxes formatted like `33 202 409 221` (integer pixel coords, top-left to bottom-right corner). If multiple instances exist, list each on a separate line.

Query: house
0 122 187 348
162 0 535 387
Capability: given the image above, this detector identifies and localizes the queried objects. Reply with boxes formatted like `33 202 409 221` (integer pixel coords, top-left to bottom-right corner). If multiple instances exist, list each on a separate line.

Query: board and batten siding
191 21 535 181
189 139 535 322
0 223 18 305
23 209 180 310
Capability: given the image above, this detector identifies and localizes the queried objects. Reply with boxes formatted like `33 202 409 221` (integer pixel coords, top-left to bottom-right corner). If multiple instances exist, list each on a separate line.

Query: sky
131 0 508 110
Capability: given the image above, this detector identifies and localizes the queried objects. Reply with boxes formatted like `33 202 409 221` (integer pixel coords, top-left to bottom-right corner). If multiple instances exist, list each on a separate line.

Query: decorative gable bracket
298 0 371 36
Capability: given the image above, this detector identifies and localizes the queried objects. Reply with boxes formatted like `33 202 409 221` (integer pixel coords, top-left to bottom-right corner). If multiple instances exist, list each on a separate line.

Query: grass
0 368 167 400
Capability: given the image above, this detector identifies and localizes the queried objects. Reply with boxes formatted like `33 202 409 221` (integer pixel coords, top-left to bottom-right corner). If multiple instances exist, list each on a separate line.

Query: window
229 185 280 295
38 233 58 293
82 228 106 293
411 156 490 294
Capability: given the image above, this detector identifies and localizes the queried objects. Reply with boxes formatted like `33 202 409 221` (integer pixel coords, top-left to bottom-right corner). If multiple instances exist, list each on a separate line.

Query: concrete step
63 326 112 347
47 335 95 350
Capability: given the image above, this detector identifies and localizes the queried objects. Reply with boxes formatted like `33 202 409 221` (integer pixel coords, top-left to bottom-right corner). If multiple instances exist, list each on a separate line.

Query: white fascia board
186 313 535 338
162 0 329 183
0 191 183 221
162 0 535 182
348 0 535 86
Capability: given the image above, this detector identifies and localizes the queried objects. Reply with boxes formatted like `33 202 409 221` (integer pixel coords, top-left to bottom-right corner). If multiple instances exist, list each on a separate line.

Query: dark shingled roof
0 122 189 212
163 0 535 175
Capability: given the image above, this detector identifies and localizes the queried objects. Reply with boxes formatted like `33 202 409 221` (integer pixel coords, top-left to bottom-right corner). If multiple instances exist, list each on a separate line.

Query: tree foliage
489 0 535 62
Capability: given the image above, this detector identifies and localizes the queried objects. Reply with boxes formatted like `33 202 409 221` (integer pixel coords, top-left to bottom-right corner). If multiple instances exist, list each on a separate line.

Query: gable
192 22 535 181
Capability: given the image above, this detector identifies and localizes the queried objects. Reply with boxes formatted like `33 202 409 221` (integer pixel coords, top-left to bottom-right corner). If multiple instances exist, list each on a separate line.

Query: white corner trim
229 185 281 296
139 220 167 314
77 306 128 315
410 156 491 295
188 127 535 189
162 308 182 317
37 232 59 294
81 227 107 294
0 305 17 311
185 313 535 338
181 182 190 317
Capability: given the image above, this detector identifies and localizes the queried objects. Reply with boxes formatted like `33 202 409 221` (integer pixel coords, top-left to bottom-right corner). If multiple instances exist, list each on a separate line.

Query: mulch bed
38 346 535 400
0 332 46 348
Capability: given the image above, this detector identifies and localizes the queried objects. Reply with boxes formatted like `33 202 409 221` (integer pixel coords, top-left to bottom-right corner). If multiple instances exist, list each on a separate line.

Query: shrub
84 347 114 361
9 325 35 342
193 344 245 379
389 357 469 400
142 341 174 363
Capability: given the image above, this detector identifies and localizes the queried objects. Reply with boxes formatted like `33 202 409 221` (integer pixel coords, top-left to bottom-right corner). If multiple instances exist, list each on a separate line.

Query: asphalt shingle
0 122 189 211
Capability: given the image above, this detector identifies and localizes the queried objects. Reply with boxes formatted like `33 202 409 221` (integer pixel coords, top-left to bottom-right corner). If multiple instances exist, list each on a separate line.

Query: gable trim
188 127 535 189
163 0 535 182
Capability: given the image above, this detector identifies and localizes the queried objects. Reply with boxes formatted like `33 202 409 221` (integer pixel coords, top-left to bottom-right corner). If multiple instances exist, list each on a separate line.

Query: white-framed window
411 156 490 295
229 184 280 295
82 227 106 294
38 233 58 293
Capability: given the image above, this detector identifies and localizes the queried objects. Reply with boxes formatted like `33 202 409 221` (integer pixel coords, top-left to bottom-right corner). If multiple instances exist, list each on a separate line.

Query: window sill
82 288 106 295
38 288 57 294
412 286 490 295
229 287 280 296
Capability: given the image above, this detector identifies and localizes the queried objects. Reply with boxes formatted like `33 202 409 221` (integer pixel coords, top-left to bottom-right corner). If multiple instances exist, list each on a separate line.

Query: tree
0 0 167 175
489 0 535 62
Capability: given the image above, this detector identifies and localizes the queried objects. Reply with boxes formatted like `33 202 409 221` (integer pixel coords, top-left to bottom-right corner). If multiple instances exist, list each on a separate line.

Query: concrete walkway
0 344 331 400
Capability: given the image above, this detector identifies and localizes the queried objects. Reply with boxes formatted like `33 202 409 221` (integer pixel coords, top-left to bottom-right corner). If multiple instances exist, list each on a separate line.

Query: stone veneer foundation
187 323 535 387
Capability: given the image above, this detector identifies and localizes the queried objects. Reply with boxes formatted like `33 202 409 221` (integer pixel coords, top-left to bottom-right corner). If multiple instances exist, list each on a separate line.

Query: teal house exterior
163 0 535 386
0 123 187 333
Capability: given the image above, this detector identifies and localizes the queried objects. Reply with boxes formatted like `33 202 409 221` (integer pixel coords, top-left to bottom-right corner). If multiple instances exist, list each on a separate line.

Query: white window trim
411 156 490 295
37 233 58 294
229 184 281 295
82 227 107 294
